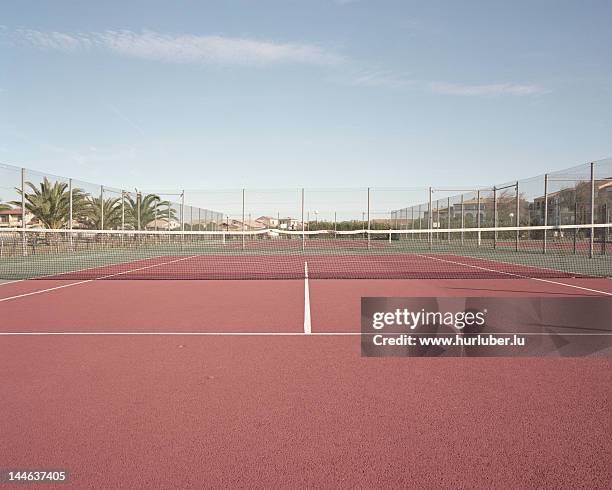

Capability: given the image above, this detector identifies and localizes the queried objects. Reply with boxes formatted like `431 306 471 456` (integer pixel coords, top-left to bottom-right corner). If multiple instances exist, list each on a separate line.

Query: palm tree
124 193 177 230
84 196 123 230
12 178 89 228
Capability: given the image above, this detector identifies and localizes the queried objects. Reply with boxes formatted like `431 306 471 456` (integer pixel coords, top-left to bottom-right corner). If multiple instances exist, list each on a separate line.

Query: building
0 207 35 228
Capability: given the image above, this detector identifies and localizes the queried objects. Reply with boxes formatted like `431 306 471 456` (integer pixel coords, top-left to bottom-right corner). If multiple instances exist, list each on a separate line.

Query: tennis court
1 224 611 487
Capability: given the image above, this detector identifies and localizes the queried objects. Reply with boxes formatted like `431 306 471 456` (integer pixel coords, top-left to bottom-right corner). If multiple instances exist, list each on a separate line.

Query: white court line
417 253 612 296
0 254 200 303
304 261 311 334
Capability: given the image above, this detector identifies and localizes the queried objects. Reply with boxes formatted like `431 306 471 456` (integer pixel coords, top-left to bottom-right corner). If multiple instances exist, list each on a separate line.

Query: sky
1 0 611 201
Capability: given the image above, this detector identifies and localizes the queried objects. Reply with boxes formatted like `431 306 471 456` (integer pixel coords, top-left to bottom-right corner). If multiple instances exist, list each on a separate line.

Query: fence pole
543 174 548 254
447 197 451 242
100 185 104 230
242 188 246 250
69 178 73 250
436 199 440 241
334 211 337 232
121 191 125 231
69 178 73 230
428 187 432 249
573 202 578 254
493 186 497 249
460 194 464 245
301 188 305 251
367 187 371 250
181 190 185 232
515 181 520 251
21 168 26 256
137 192 141 231
602 203 607 255
477 190 481 246
589 161 595 258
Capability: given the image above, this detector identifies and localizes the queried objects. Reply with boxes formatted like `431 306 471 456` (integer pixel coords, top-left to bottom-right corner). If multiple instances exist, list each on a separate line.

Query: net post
21 167 26 256
301 188 305 251
543 174 548 254
477 190 481 246
367 187 371 250
589 161 595 258
515 181 520 251
493 186 497 249
100 185 104 230
428 187 432 249
242 188 246 250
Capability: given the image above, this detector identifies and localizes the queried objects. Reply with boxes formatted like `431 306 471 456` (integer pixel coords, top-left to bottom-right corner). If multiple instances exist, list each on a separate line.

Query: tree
84 196 123 230
123 193 177 230
12 178 89 229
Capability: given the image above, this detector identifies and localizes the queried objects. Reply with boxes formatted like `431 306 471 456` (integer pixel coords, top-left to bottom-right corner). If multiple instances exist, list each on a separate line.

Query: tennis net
0 224 610 280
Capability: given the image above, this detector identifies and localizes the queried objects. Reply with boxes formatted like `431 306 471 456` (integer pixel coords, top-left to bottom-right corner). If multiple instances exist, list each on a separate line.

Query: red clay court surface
1 261 611 488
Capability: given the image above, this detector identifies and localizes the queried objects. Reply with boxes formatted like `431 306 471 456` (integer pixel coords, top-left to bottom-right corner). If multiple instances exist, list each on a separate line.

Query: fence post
589 161 595 258
573 202 577 254
493 186 497 249
477 189 481 246
543 174 548 254
367 187 371 250
21 168 26 256
460 194 464 245
181 190 185 232
121 191 125 231
515 181 520 251
69 178 73 250
602 203 607 255
242 188 246 250
428 187 432 249
301 188 305 251
100 185 104 230
137 192 141 231
447 197 451 241
69 178 73 230
436 199 440 241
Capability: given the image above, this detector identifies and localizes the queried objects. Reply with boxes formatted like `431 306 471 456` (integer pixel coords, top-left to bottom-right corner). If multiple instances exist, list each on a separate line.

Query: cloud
108 104 145 137
349 70 416 89
10 28 344 66
428 82 547 96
